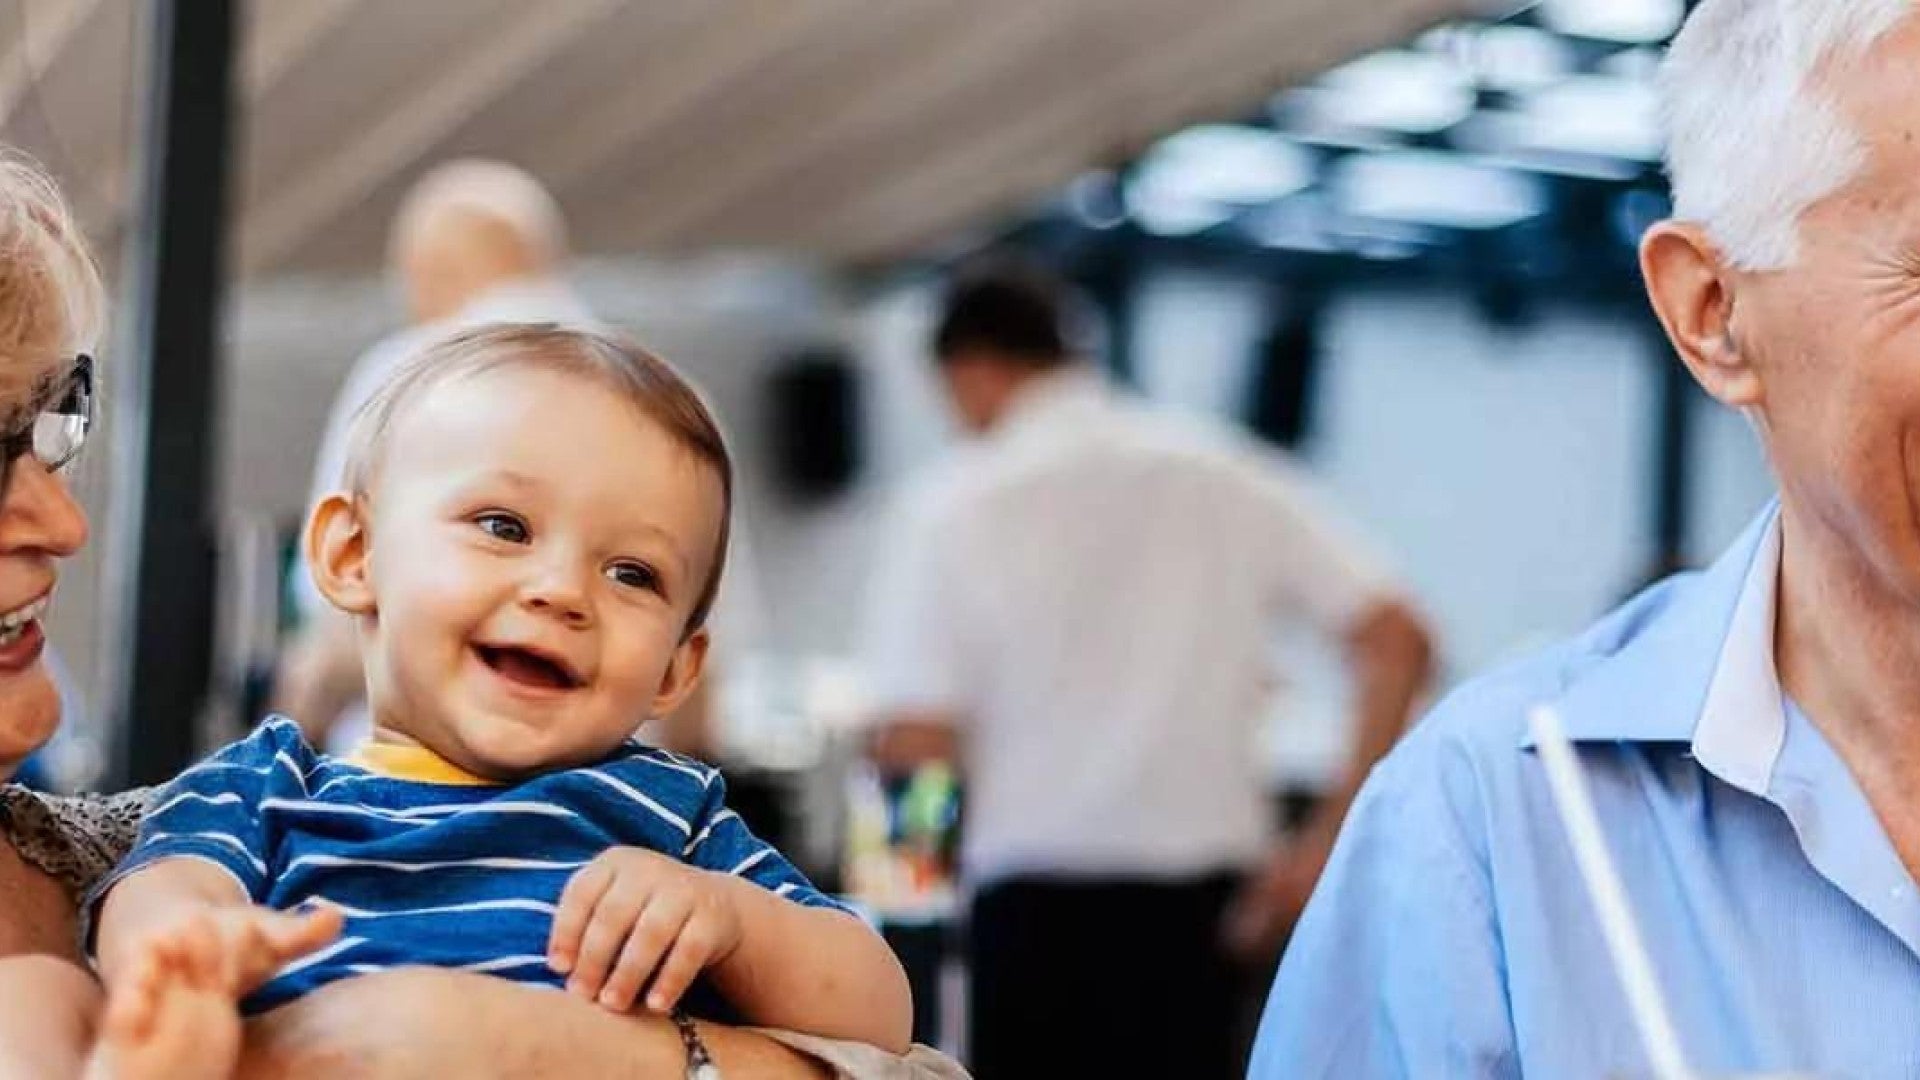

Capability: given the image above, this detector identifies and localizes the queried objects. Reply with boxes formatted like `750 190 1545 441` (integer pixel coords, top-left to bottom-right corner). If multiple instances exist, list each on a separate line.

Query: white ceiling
1 0 1481 276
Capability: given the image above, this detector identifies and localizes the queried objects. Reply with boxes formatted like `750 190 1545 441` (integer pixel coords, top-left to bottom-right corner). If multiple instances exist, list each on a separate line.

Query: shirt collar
1524 501 1781 763
346 741 500 786
1690 512 1787 795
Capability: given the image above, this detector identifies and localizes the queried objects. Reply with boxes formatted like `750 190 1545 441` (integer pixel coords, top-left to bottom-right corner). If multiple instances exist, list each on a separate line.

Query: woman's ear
305 492 376 616
1641 220 1765 409
649 628 711 720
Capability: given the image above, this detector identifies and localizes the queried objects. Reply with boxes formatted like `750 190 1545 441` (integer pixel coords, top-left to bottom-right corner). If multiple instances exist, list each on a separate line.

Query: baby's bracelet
671 1009 722 1080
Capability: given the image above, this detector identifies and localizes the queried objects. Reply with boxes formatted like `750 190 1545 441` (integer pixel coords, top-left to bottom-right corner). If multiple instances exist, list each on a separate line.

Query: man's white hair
391 158 568 265
1662 0 1912 270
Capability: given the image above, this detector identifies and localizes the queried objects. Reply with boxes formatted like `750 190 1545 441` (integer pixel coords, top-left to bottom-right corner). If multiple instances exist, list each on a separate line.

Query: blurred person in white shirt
863 261 1433 1078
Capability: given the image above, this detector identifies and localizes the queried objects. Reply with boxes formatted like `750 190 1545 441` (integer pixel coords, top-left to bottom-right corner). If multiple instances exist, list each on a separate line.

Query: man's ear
305 492 376 616
650 627 711 720
1641 219 1765 409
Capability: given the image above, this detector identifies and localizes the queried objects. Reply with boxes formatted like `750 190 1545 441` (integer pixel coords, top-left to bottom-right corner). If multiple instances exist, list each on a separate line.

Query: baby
56 324 910 1077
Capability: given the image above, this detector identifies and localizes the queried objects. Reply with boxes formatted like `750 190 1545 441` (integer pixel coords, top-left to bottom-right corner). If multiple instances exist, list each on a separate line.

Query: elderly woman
0 154 942 1079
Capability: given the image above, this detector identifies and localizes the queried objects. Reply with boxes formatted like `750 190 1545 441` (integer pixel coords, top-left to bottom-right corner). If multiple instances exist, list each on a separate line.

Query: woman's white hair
1662 0 1912 270
0 151 103 409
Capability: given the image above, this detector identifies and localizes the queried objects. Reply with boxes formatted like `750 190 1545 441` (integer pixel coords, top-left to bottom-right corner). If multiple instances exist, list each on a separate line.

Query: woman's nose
0 458 88 557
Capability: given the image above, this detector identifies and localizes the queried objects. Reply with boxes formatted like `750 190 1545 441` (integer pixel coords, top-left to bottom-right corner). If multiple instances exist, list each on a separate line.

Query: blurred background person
862 262 1434 1078
271 158 609 750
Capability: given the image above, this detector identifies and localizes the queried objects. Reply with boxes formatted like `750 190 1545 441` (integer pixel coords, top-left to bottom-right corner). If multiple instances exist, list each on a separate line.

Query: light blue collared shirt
1250 505 1920 1078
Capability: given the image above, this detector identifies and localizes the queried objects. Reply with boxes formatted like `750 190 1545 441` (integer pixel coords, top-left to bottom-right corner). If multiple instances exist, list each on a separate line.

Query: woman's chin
0 667 58 774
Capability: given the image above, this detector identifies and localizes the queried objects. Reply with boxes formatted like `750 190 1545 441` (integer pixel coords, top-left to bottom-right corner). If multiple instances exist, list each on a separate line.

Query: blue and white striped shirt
98 718 848 1013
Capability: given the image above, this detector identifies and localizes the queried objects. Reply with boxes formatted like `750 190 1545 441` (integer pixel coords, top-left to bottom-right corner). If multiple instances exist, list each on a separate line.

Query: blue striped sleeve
682 769 854 916
92 719 314 906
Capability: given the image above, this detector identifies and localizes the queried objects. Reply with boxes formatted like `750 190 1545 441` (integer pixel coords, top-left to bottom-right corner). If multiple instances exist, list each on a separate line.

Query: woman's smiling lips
0 590 51 674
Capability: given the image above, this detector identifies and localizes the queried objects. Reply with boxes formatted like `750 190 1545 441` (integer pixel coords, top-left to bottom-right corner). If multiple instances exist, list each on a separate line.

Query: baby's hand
212 903 344 992
547 847 745 1014
122 903 343 997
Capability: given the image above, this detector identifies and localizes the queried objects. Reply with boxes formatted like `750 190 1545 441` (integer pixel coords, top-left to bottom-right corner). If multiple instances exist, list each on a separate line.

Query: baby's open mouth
474 643 583 691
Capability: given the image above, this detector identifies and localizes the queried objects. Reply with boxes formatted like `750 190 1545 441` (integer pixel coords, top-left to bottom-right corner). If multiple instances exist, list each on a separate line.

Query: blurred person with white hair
1253 3 1920 1076
275 158 603 747
863 262 1433 1079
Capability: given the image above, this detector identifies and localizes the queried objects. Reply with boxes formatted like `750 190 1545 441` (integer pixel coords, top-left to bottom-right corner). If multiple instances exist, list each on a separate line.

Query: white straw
1528 704 1694 1080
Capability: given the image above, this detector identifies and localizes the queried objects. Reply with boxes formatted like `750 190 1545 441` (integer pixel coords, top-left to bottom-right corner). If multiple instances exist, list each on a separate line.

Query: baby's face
357 365 724 779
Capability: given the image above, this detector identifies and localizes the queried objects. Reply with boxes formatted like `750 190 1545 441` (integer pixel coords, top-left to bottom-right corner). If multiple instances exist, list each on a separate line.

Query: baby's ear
650 627 711 719
305 492 376 615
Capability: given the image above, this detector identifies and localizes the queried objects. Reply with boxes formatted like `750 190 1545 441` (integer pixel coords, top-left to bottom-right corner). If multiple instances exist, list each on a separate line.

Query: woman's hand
547 847 745 1014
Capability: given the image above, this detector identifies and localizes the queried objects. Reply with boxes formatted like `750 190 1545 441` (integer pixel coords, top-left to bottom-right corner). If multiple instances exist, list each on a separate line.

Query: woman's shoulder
0 784 158 900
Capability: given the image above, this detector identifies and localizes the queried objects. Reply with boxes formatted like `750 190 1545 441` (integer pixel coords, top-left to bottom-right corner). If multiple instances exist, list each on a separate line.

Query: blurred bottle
843 760 961 914
898 762 959 893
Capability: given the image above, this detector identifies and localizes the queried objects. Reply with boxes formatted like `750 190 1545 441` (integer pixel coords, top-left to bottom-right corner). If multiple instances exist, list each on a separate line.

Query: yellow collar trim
346 742 500 787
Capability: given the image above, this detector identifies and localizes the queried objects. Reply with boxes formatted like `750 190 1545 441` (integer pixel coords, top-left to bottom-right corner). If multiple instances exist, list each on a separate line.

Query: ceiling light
1538 0 1683 44
1331 150 1545 230
1290 50 1476 135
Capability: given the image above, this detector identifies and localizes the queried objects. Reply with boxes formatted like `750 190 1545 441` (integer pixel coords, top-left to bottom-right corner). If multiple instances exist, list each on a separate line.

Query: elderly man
1252 2 1920 1076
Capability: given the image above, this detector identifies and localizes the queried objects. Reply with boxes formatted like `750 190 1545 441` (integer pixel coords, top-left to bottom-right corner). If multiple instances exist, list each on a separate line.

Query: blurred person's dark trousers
967 872 1246 1078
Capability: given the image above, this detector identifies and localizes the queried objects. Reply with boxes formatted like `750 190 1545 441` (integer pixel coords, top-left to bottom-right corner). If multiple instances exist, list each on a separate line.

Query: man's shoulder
335 325 441 404
1070 399 1323 509
884 449 999 534
1380 572 1698 807
309 329 437 462
929 406 1229 512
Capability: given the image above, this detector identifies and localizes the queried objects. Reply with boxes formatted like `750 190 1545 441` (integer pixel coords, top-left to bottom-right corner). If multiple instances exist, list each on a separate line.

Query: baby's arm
548 848 912 1054
83 862 339 1080
91 719 341 992
95 858 339 990
706 872 912 1053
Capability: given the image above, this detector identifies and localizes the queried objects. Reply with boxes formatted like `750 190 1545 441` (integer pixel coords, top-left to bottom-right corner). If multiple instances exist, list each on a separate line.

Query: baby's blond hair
0 152 104 422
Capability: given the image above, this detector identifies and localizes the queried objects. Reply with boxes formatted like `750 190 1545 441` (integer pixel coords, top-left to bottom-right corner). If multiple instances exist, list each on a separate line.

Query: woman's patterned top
0 784 155 899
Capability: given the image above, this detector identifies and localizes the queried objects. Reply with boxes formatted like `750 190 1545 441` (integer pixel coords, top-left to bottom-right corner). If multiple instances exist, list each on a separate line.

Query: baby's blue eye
606 561 659 593
476 512 529 544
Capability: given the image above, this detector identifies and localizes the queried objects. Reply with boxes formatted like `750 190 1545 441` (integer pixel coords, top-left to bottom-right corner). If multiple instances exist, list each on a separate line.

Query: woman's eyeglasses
0 354 94 502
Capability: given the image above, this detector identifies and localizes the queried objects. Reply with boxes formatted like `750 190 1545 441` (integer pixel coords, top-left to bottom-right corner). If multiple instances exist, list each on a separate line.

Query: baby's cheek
600 642 674 710
392 556 490 617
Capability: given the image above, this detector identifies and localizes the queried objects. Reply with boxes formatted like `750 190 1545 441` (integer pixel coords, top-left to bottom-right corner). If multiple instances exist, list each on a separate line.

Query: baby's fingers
549 861 615 976
598 899 691 1012
229 905 343 991
566 886 649 1003
642 915 723 1014
103 941 171 1041
263 904 344 961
